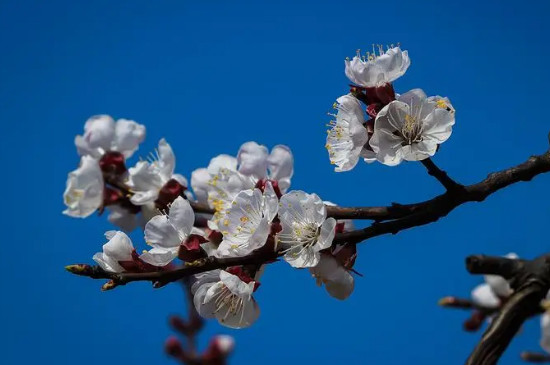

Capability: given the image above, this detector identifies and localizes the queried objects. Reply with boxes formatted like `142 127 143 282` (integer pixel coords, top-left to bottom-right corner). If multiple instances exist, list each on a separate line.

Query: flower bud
463 311 486 332
164 336 184 358
65 264 94 276
202 335 235 364
101 280 118 291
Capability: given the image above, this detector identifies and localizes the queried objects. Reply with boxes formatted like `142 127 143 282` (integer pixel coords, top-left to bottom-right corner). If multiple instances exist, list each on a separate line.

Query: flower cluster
326 45 456 171
64 119 359 329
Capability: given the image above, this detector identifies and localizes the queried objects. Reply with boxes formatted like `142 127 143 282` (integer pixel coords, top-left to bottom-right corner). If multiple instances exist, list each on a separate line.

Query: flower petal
113 119 146 158
144 215 182 248
237 141 269 179
169 196 195 237
267 145 293 191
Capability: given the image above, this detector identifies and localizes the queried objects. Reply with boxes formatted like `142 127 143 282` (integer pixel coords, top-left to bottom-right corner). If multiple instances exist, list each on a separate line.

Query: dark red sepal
99 151 127 175
156 178 186 210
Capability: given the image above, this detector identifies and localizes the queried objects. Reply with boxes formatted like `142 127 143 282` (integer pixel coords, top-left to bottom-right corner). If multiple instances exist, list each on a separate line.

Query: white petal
139 247 179 266
102 231 134 261
285 247 320 268
267 145 293 191
169 197 195 237
237 141 269 179
484 275 512 298
128 161 164 193
93 252 124 273
79 115 115 152
63 156 104 218
208 154 238 175
325 271 354 300
144 215 182 248
471 283 501 308
107 206 139 232
344 47 410 87
193 283 218 318
262 181 279 222
220 270 255 296
191 168 211 203
112 119 146 158
191 270 221 294
315 218 337 251
279 190 326 226
326 94 369 172
155 138 176 182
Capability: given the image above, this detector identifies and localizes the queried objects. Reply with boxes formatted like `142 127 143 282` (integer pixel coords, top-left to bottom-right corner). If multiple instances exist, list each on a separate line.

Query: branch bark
465 254 550 365
334 148 550 244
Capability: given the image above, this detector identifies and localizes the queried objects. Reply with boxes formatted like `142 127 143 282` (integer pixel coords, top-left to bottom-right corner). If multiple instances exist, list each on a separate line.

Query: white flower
237 142 294 192
93 231 135 272
141 196 195 266
310 253 354 300
326 94 373 172
215 184 279 258
277 191 337 268
369 88 455 166
541 312 550 353
192 269 260 329
128 139 188 205
471 253 517 308
75 115 146 159
191 142 293 230
63 155 104 218
345 46 410 88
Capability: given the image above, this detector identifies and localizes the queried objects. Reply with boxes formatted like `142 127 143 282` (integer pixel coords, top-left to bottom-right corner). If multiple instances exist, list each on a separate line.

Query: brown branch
421 157 464 192
522 352 550 363
464 254 550 365
67 250 279 287
334 146 550 244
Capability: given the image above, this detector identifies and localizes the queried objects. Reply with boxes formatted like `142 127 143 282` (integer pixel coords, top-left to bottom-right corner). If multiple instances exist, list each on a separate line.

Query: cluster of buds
166 314 234 365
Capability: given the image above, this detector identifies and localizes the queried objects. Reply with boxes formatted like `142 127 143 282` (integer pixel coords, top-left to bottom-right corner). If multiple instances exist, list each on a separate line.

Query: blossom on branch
345 45 410 88
128 138 189 207
369 88 455 166
277 191 337 268
215 185 279 258
192 268 260 329
141 196 196 266
191 142 293 229
75 114 146 159
92 231 135 273
326 94 373 172
63 155 104 218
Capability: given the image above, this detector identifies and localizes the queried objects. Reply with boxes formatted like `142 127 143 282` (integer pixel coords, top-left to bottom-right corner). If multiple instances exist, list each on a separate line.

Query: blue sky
1 0 550 364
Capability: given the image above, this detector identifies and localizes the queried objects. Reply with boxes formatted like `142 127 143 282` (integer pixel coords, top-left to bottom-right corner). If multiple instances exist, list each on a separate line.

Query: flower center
394 113 423 146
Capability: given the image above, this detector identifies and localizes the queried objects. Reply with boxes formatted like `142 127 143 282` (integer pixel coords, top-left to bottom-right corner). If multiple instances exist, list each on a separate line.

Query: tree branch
465 253 550 365
67 250 279 287
421 157 464 192
334 147 550 244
